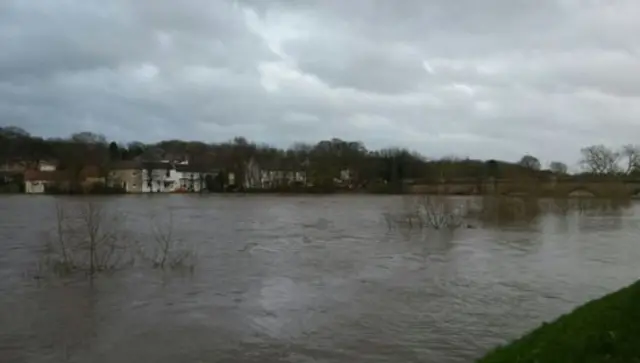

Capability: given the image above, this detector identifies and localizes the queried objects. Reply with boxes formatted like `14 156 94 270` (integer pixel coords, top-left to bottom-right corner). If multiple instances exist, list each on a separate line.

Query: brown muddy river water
1 195 640 362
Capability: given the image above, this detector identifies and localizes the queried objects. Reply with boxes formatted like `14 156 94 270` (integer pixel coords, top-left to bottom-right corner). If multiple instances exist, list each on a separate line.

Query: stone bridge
409 178 640 198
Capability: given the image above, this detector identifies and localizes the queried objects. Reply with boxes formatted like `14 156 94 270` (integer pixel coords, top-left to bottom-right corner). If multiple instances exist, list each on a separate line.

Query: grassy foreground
478 281 640 363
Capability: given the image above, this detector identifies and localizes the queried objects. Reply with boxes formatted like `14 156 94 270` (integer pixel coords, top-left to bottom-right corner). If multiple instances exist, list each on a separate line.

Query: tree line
2 125 639 191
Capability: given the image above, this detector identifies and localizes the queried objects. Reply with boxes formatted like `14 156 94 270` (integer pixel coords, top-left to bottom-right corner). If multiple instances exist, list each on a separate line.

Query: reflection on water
1 195 640 362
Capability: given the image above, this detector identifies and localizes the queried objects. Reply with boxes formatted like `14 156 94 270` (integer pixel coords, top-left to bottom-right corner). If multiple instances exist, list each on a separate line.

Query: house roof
39 159 59 166
175 164 201 173
0 161 27 172
24 170 67 182
141 161 173 170
110 160 141 170
24 166 102 181
175 164 221 173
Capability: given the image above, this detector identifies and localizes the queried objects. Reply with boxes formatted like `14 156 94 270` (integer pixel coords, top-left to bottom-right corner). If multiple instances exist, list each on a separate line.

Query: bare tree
54 202 73 269
385 196 468 230
518 154 541 171
549 161 568 174
78 202 128 276
416 195 466 229
580 145 620 175
39 202 76 276
143 211 196 271
620 144 640 175
42 201 131 278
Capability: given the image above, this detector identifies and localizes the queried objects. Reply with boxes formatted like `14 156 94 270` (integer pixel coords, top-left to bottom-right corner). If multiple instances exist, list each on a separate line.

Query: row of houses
21 160 221 194
3 158 355 194
108 159 311 193
24 167 103 193
243 158 308 189
109 160 202 193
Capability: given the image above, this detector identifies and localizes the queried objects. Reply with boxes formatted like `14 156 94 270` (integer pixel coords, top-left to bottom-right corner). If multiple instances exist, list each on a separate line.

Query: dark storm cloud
2 0 640 166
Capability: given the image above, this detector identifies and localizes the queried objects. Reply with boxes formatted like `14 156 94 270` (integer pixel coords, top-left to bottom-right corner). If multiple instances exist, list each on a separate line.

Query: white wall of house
38 162 57 171
108 169 143 193
258 169 306 188
260 170 277 187
244 159 261 189
242 158 308 189
293 171 306 184
25 181 46 193
177 171 204 192
141 168 182 193
0 162 25 173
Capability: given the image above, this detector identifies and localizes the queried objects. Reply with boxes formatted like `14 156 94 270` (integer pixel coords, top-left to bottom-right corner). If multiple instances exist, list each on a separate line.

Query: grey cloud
2 0 640 165
0 0 273 81
285 34 427 94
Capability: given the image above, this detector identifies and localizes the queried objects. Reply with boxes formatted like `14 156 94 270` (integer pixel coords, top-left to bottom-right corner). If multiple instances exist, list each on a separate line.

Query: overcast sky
1 0 640 166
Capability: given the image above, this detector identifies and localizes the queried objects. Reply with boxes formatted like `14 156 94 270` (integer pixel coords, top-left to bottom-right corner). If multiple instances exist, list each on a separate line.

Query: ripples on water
1 195 640 362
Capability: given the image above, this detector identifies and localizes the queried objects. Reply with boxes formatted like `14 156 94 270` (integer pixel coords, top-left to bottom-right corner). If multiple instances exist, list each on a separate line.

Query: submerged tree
41 201 131 279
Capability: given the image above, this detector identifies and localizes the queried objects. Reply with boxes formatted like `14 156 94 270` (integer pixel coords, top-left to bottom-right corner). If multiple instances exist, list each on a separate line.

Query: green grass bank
478 280 640 363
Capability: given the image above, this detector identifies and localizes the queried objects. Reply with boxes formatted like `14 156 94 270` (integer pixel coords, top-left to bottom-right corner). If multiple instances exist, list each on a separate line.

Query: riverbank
478 280 640 362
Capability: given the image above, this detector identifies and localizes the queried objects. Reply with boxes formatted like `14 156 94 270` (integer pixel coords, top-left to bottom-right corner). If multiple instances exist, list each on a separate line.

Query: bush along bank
478 280 640 363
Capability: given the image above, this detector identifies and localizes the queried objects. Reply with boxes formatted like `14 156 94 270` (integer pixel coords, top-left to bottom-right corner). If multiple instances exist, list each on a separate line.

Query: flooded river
1 195 640 362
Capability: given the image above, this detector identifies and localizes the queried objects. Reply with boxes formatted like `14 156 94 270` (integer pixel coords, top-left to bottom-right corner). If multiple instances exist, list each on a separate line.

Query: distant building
24 170 66 193
137 160 220 193
243 157 307 189
24 167 104 194
335 168 356 188
37 160 58 171
0 160 27 173
0 160 27 190
108 161 143 193
243 158 261 189
339 169 352 182
175 164 206 192
141 161 180 193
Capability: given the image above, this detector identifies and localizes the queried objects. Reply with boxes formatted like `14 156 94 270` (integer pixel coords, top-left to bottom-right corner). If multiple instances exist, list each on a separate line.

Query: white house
24 170 68 193
175 164 206 192
38 160 58 171
244 158 261 189
242 158 307 189
259 169 306 188
139 161 218 193
141 161 182 193
24 171 49 193
108 161 143 193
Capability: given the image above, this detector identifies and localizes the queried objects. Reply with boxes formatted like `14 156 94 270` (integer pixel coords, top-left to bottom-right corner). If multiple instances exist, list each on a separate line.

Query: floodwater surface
1 195 640 362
